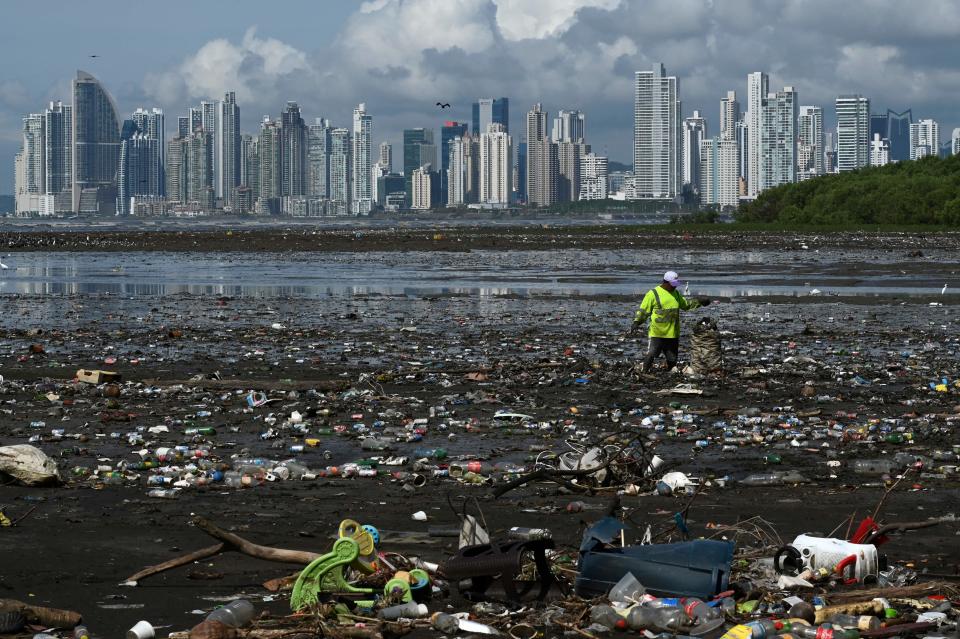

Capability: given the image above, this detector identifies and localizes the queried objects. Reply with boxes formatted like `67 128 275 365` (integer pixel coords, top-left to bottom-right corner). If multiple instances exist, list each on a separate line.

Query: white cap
663 271 683 287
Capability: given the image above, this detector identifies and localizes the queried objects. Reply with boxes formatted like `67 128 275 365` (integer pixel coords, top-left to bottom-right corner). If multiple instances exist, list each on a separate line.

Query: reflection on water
0 251 956 299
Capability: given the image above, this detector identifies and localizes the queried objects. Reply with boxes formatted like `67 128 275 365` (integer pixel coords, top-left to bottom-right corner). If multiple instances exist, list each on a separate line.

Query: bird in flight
436 102 451 109
89 54 100 58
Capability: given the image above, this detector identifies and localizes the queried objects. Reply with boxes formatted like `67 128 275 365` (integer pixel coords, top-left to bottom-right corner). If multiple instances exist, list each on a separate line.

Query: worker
630 270 711 373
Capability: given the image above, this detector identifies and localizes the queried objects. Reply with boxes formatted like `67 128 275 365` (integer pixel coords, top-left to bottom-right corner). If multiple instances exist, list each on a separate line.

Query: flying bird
0 260 8 270
89 54 100 58
942 283 948 295
436 102 451 109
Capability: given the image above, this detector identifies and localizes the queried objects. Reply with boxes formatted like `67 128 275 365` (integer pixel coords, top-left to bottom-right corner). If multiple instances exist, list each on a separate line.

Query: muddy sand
0 229 959 637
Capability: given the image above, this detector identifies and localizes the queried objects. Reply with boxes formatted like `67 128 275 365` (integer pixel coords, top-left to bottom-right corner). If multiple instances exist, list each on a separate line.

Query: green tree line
737 153 960 225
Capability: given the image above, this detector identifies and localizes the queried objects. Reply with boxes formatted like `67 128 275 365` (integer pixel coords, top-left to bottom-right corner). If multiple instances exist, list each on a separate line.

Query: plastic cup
127 621 155 639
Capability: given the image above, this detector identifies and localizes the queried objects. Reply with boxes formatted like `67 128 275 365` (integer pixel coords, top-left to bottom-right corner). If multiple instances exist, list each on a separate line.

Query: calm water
0 249 957 299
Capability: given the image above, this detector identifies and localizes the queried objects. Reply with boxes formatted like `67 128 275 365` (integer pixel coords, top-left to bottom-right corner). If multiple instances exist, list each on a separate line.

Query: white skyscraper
551 110 585 143
329 128 351 215
132 107 165 196
720 91 739 141
870 133 890 166
43 101 72 201
16 113 44 214
909 118 939 160
746 71 768 196
351 103 373 214
308 118 332 200
759 87 797 190
448 136 467 205
682 110 707 193
953 128 960 156
579 153 608 200
797 106 823 181
479 123 512 204
633 63 681 199
410 165 432 210
217 93 239 206
836 95 870 172
700 136 739 208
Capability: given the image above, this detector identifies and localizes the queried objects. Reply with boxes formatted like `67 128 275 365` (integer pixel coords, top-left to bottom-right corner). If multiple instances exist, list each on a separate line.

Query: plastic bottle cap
884 609 897 619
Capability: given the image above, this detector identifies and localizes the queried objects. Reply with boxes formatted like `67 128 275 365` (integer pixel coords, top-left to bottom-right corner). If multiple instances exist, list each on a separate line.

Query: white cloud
493 0 621 40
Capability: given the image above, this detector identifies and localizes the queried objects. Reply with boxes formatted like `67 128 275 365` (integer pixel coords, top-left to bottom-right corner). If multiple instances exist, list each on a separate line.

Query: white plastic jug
790 534 879 583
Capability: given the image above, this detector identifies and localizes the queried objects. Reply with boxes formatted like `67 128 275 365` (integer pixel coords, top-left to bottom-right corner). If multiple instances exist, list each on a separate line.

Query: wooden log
0 599 82 628
192 517 322 565
123 543 225 585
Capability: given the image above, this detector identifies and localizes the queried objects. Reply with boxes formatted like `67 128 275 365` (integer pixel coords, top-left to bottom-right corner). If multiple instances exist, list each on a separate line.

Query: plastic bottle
626 605 691 632
792 625 860 639
74 625 90 639
590 605 628 631
852 460 899 475
682 598 722 623
378 602 428 620
206 600 255 628
827 615 880 631
146 488 179 499
508 526 552 540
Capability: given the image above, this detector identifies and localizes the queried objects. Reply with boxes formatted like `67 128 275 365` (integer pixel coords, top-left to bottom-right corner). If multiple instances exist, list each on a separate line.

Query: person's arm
631 292 654 332
677 292 710 310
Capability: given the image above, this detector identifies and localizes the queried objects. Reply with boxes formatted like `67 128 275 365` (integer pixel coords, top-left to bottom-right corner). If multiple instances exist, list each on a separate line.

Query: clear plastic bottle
627 605 691 632
792 625 859 639
827 614 880 631
378 602 428 620
206 600 254 628
146 488 179 499
590 604 627 631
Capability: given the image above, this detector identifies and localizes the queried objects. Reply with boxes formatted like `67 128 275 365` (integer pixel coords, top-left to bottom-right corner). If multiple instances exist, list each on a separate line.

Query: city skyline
3 0 960 196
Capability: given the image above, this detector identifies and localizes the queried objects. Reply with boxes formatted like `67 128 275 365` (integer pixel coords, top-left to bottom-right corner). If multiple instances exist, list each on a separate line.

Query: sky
3 0 960 195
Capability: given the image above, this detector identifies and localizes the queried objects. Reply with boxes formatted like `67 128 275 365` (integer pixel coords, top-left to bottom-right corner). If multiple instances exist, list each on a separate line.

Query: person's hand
628 322 641 335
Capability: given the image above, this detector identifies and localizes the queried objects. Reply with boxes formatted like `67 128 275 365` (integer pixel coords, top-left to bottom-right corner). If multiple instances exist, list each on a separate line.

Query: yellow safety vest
634 285 701 339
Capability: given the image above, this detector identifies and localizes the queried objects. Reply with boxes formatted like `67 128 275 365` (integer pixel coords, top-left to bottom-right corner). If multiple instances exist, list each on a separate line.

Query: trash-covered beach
1 227 958 639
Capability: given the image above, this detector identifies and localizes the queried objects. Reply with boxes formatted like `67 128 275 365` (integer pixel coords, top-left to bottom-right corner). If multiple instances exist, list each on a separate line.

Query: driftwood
0 599 82 628
147 379 350 392
123 517 322 585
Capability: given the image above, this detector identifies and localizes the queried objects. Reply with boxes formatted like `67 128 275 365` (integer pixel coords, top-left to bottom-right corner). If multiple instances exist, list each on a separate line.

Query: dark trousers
642 337 679 372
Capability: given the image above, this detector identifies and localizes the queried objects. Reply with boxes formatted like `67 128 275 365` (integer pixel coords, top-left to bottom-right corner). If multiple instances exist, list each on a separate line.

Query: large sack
0 444 61 486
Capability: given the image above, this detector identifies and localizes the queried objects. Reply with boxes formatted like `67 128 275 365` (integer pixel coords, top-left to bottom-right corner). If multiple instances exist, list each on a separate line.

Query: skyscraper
15 113 44 214
351 103 373 214
516 140 527 203
836 95 870 172
72 70 120 214
258 117 282 201
720 91 739 140
117 120 160 214
131 107 165 196
551 110 585 144
410 165 432 210
953 128 960 156
525 104 557 206
187 128 214 209
870 133 890 166
307 118 331 200
579 153 609 200
472 97 509 135
440 121 468 206
218 92 240 207
700 136 739 208
177 116 190 138
329 128 351 214
682 110 707 194
166 136 188 204
403 128 436 207
884 109 913 161
746 71 768 197
43 101 72 201
759 87 797 190
243 135 259 203
479 123 512 204
633 63 681 199
280 102 306 197
379 142 392 173
909 118 939 160
798 105 823 180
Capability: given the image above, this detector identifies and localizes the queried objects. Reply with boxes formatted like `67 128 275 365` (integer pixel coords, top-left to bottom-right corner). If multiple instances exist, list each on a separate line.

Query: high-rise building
186 129 214 209
379 142 392 173
682 110 707 195
633 63 681 199
759 87 797 190
43 101 72 200
720 91 739 140
403 128 436 207
882 109 913 161
700 136 739 208
525 104 558 206
448 135 480 206
200 101 217 134
329 128 351 214
516 140 527 203
440 121 468 205
797 105 823 181
177 116 190 138
218 93 240 206
258 117 282 201
307 118 331 199
472 97 509 135
280 102 306 197
131 107 165 196
909 118 939 160
15 113 44 214
579 153 608 200
952 128 960 156
165 136 188 204
410 164 432 210
836 95 870 172
870 133 890 166
189 107 202 134
351 103 373 214
117 120 160 214
72 70 120 214
736 118 749 192
746 71 768 197
551 110 585 144
242 135 259 203
824 131 837 174
479 123 512 204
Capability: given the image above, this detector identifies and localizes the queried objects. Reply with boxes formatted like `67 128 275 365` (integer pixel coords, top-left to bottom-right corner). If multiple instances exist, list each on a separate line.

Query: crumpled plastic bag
0 445 61 486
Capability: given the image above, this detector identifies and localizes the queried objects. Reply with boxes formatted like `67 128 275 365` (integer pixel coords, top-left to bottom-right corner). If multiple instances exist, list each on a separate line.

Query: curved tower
72 70 120 214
